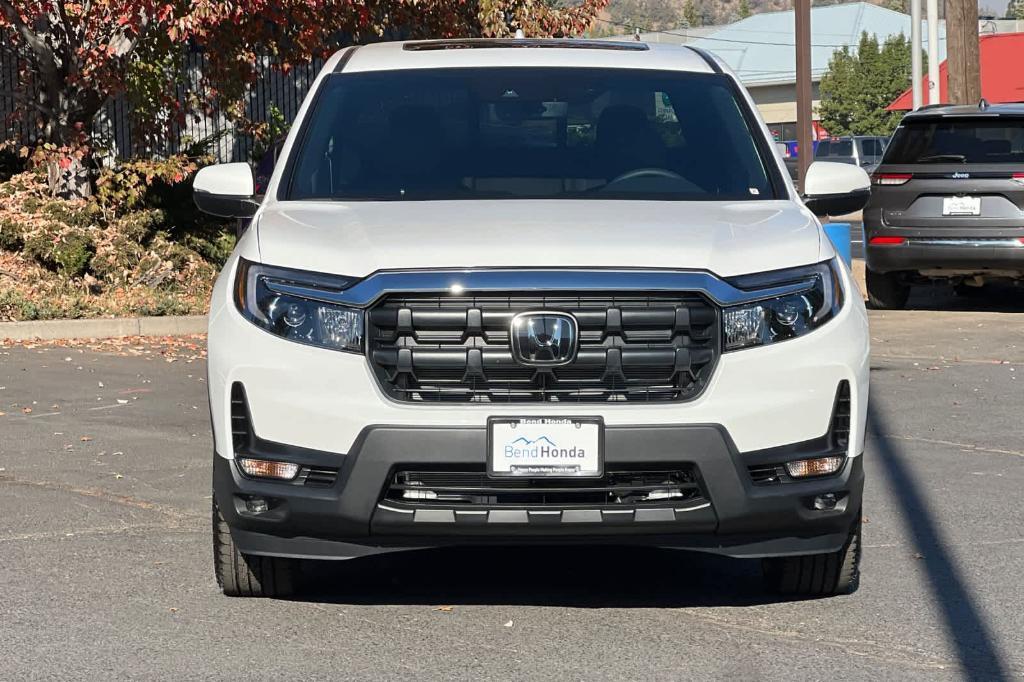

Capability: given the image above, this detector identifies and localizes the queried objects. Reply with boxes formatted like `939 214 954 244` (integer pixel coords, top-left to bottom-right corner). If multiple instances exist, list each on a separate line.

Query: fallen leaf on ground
113 473 124 480
80 436 92 442
503 620 514 627
434 606 455 613
22 407 31 414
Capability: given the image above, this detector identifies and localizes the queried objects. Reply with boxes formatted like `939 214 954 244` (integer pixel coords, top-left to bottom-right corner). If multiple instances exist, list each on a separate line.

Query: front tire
762 519 861 597
866 269 910 310
213 497 298 598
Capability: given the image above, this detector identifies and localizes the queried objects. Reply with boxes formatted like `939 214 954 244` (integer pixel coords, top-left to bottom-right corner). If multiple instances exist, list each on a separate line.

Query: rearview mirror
803 161 871 217
193 163 258 219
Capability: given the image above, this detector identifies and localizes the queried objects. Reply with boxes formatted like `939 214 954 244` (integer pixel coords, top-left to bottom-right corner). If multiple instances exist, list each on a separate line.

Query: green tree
738 0 753 19
817 32 920 137
1009 0 1024 19
683 0 701 27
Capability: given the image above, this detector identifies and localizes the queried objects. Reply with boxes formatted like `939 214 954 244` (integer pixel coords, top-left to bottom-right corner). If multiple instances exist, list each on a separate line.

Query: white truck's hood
254 200 823 278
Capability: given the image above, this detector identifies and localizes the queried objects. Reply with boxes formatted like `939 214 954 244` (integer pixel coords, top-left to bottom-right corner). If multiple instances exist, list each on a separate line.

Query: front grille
384 467 705 507
368 292 719 402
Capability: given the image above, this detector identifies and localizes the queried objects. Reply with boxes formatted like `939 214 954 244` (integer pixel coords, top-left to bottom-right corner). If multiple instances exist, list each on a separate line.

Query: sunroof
403 39 649 52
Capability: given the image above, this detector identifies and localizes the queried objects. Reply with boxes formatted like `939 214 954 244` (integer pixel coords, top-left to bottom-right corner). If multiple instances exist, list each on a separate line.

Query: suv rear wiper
916 154 967 163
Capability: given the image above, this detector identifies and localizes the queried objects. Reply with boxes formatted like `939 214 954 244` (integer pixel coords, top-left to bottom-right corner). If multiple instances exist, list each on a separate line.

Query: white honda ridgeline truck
194 39 872 598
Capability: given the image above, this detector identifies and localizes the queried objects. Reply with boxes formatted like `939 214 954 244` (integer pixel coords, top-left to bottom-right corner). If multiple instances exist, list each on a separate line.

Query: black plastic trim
687 46 723 73
332 44 361 72
403 39 649 52
213 421 864 558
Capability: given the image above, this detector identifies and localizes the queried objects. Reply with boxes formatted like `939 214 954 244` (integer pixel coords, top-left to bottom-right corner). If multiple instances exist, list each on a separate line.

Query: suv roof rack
403 39 649 52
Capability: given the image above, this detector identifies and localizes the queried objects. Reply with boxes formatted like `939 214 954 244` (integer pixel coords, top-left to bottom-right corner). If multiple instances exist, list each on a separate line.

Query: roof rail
403 39 649 52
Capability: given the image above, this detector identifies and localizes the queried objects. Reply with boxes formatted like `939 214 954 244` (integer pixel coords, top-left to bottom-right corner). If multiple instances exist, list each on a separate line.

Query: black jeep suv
863 102 1024 309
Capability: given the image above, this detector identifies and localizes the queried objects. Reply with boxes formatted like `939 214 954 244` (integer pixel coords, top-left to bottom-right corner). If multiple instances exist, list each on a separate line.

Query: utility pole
795 0 812 193
911 0 923 109
926 0 940 104
946 0 981 103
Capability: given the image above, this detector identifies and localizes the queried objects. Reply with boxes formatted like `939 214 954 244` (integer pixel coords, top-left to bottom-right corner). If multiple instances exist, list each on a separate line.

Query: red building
888 32 1024 110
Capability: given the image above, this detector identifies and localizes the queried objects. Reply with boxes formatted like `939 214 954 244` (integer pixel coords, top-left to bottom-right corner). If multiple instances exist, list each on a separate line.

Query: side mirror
803 161 871 217
193 163 258 218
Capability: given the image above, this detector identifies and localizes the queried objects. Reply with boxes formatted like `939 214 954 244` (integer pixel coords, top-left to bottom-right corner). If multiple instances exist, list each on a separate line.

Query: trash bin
824 222 852 266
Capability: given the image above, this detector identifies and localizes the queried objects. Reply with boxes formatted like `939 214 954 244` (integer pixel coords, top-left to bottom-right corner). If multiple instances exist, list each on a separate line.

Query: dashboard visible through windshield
285 67 778 202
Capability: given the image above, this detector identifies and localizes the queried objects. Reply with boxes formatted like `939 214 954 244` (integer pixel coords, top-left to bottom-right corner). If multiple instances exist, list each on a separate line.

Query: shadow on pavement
869 405 1011 680
299 546 789 609
903 281 1024 313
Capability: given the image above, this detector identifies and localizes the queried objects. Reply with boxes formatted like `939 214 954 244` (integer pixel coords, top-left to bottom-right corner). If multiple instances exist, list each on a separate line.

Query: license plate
942 196 981 216
488 417 603 478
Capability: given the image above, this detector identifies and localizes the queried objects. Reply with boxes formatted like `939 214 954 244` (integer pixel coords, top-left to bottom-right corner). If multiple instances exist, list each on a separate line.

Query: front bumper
215 424 864 560
208 251 870 560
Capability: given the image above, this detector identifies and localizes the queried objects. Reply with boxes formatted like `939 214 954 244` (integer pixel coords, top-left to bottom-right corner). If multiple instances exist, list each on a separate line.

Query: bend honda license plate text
488 417 603 478
942 196 981 216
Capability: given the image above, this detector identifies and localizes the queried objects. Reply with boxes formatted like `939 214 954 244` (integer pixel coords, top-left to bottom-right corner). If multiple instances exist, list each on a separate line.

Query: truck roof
335 39 721 75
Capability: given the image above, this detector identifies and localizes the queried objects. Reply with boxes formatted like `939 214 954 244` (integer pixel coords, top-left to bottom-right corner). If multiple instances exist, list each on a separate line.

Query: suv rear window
883 117 1024 164
286 68 777 201
816 140 853 158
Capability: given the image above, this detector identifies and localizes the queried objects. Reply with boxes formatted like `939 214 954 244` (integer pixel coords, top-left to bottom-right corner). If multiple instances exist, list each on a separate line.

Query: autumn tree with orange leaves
0 0 607 197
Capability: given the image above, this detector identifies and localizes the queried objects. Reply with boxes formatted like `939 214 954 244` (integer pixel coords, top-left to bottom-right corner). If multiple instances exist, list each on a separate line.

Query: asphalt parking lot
2 286 1023 680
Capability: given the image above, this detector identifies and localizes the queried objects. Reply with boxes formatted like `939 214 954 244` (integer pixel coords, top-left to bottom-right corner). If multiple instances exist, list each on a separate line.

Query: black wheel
762 519 861 597
213 496 298 598
866 269 910 310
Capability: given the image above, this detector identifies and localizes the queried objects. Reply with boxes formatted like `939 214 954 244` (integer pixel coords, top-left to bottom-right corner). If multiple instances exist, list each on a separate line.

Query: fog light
785 455 844 478
813 493 838 511
237 457 300 481
245 497 270 514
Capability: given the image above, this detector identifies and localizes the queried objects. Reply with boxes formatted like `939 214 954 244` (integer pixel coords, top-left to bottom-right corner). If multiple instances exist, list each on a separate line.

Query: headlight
234 259 364 353
722 259 844 352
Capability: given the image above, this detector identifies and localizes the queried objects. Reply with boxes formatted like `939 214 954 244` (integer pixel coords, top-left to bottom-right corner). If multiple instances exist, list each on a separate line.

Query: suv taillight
1012 173 1024 186
872 173 912 186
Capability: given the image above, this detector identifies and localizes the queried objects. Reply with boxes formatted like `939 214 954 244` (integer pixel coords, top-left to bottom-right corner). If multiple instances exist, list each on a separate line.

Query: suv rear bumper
214 425 863 560
864 212 1024 274
866 239 1024 274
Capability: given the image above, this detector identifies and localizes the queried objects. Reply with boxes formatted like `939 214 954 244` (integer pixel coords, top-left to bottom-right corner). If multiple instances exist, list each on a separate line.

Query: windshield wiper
916 154 967 163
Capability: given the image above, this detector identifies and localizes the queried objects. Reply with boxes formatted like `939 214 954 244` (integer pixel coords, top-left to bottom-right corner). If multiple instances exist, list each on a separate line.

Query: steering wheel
607 167 685 185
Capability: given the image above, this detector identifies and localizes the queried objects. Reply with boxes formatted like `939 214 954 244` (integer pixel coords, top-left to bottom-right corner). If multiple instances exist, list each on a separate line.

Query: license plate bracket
942 195 982 216
487 417 604 478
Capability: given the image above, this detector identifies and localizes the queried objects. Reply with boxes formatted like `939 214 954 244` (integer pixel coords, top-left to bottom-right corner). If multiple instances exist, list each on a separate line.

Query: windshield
883 117 1024 164
285 68 777 201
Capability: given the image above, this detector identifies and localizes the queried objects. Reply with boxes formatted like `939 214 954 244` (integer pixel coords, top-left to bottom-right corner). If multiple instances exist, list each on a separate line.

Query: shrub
22 224 95 277
0 218 23 250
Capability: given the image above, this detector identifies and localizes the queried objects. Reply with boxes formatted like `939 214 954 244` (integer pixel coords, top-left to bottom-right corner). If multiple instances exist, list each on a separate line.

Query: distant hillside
598 0 906 33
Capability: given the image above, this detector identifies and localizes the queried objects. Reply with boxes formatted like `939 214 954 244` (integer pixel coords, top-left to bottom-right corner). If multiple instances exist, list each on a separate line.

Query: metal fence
0 49 326 163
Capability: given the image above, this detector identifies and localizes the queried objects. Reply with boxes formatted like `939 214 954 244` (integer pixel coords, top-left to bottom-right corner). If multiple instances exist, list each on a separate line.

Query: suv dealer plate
488 417 603 478
942 196 981 216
